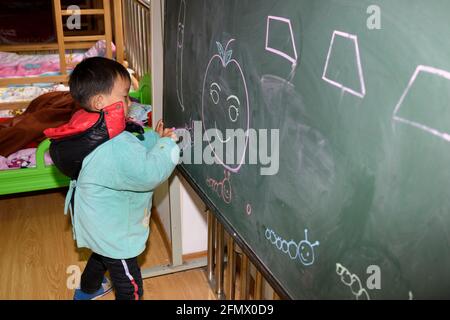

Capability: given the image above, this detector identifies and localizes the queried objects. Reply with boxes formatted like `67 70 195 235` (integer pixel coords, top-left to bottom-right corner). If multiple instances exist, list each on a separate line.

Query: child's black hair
69 57 131 109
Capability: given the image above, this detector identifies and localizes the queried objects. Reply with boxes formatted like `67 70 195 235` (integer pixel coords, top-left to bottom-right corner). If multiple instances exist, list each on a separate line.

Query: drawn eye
227 95 240 122
210 82 221 105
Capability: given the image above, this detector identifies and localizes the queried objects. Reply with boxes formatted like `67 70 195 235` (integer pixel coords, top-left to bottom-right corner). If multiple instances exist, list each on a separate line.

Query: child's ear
91 94 104 111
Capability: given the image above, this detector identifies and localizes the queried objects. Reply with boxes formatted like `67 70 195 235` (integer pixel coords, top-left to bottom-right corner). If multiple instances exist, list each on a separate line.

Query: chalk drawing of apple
202 39 250 173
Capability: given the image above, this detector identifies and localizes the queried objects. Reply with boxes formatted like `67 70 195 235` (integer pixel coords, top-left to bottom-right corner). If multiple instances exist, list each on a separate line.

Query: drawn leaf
225 50 233 65
216 41 224 57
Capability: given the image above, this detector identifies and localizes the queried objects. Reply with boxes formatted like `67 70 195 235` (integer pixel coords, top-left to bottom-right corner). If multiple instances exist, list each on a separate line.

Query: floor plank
0 189 215 300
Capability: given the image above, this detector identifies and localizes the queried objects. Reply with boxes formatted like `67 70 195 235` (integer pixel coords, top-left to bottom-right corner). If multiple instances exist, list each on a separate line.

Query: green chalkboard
163 0 450 299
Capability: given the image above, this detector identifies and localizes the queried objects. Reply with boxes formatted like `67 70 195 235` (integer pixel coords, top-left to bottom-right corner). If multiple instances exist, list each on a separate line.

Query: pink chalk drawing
246 203 252 216
206 170 232 204
322 30 366 99
176 0 186 111
202 39 250 173
393 65 450 142
174 118 195 151
265 16 298 66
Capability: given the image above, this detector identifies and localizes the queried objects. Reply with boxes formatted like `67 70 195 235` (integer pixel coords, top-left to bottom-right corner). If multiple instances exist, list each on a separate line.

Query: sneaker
73 276 113 300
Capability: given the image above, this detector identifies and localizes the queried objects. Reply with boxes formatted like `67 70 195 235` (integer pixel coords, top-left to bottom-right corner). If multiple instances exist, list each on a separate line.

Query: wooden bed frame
0 140 69 196
0 0 124 89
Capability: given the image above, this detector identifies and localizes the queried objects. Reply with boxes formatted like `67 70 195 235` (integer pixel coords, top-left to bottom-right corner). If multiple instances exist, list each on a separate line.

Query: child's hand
155 119 164 137
155 119 178 141
162 128 178 142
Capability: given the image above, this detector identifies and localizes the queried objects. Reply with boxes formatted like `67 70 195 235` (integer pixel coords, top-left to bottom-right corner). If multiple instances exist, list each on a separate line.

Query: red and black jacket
44 102 143 180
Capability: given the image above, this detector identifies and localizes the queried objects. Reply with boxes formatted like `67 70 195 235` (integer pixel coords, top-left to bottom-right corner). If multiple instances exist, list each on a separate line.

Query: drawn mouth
215 122 231 143
300 248 312 262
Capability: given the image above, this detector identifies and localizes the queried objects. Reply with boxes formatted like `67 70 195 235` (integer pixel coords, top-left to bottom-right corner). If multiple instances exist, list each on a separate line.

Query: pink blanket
0 148 53 171
0 40 116 78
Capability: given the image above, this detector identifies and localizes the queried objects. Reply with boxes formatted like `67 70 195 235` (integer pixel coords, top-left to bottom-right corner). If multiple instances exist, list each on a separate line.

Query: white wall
154 174 208 255
179 175 207 255
153 182 171 242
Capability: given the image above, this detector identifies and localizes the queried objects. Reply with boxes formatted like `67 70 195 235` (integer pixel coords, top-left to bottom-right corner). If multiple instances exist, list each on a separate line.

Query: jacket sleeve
139 129 160 150
84 134 180 192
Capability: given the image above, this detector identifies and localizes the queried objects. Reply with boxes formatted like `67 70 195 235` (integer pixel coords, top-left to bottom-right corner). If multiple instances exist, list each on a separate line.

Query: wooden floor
0 189 216 300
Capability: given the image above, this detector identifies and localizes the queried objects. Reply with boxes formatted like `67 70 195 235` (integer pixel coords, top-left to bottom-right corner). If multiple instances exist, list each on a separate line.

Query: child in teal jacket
45 57 179 300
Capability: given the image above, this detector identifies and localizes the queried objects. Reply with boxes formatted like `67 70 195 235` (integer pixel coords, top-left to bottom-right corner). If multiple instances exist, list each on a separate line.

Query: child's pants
81 252 144 300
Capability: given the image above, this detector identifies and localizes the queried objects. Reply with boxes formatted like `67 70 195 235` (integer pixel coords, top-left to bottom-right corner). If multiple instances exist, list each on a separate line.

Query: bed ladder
52 0 124 79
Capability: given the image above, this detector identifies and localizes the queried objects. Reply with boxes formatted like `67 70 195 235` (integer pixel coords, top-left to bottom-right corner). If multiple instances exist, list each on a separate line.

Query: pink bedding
0 40 116 78
0 148 53 170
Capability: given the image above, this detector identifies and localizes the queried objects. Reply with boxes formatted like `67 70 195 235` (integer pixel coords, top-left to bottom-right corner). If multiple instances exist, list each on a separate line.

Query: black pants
81 252 144 300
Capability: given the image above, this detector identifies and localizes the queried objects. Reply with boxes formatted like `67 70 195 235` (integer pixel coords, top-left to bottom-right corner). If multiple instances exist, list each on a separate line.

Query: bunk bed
0 0 134 196
0 0 124 83
0 0 125 106
0 78 151 196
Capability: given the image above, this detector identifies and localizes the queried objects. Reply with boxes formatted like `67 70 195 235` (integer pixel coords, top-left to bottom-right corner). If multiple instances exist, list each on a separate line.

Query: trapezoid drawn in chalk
393 65 450 142
265 15 298 67
322 30 366 99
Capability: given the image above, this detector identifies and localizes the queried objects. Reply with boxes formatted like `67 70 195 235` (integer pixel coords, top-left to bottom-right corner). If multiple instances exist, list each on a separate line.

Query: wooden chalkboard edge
176 165 293 300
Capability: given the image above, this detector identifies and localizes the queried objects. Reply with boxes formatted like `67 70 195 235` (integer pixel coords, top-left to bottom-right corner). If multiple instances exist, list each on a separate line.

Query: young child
44 57 179 300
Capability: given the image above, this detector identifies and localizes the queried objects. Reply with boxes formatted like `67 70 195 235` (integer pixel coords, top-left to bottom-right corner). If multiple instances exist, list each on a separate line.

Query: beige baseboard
182 251 207 261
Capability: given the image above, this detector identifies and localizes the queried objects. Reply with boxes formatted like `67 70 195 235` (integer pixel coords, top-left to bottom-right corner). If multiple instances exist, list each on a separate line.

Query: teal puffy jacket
66 130 179 259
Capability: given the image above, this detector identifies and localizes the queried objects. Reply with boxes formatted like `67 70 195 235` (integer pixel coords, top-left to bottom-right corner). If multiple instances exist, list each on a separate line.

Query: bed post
113 0 125 65
52 0 68 78
102 0 113 59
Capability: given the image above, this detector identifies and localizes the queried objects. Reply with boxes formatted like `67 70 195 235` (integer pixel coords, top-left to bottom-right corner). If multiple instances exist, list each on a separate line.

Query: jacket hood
44 101 126 140
45 101 126 180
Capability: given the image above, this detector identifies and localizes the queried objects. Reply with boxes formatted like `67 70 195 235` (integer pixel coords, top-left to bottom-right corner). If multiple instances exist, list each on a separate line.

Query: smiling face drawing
202 39 250 172
297 229 320 266
298 240 315 265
